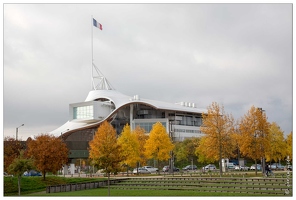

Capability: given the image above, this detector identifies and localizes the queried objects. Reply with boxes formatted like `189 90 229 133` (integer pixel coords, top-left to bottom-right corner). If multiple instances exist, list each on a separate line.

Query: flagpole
91 15 94 90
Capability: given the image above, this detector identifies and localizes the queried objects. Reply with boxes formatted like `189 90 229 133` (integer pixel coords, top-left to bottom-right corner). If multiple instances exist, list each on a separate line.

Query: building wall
63 102 204 162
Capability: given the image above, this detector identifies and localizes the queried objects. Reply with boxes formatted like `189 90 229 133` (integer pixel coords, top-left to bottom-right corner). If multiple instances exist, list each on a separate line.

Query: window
73 105 94 119
135 122 166 133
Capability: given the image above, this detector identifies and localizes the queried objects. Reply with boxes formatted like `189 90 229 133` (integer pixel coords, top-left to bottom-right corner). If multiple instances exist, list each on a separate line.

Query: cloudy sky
3 3 293 140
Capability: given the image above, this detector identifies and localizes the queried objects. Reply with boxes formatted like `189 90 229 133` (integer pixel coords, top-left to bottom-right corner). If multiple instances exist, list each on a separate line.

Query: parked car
23 170 42 176
182 165 197 171
270 163 276 170
162 166 169 172
143 166 158 173
132 167 151 175
270 163 285 170
227 162 236 169
229 160 239 166
235 165 250 171
250 164 262 170
162 166 180 172
202 164 216 171
4 172 13 177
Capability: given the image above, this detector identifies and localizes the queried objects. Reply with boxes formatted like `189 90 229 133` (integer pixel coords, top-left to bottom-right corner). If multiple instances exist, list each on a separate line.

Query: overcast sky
2 3 293 140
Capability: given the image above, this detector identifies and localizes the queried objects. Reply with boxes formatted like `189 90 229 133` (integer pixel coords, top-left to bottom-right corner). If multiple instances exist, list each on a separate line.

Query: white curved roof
50 89 206 136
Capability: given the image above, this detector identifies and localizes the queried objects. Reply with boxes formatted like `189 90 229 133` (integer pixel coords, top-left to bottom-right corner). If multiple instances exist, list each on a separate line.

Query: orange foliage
89 121 124 174
27 133 69 179
197 102 236 172
238 106 270 162
3 136 26 172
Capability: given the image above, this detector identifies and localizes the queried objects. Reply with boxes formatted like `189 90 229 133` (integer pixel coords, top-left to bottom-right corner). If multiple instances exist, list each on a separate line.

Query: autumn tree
195 136 218 164
265 122 286 164
133 126 148 167
118 124 140 175
286 132 292 162
27 133 69 180
196 102 236 175
4 136 26 172
8 150 34 196
144 122 174 174
175 137 200 166
89 121 124 196
238 106 270 175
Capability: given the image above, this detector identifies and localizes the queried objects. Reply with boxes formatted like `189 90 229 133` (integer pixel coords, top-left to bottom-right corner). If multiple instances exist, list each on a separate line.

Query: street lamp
60 129 69 176
61 129 69 141
256 107 266 174
168 120 175 174
16 124 24 140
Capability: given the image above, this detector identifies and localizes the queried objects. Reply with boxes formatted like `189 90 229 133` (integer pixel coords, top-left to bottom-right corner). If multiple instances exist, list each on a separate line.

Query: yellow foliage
265 122 286 162
144 122 174 162
197 102 236 164
238 106 270 161
195 136 217 163
133 126 148 166
118 124 140 168
286 131 292 161
89 121 124 174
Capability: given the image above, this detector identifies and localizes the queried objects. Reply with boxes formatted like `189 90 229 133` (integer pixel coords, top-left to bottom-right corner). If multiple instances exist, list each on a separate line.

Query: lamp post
168 120 174 174
257 107 266 175
60 129 69 141
16 124 24 140
61 129 69 177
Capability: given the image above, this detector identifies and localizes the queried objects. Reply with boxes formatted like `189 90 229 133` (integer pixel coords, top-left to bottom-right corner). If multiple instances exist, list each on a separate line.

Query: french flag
93 18 102 30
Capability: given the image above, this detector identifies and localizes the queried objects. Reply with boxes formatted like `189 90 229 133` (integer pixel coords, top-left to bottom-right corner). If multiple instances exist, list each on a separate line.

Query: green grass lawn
26 188 273 197
4 176 106 196
4 173 291 197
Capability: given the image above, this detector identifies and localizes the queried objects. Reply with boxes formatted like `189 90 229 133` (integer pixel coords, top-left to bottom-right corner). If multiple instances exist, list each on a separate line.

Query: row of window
134 122 166 133
73 105 94 119
174 129 202 134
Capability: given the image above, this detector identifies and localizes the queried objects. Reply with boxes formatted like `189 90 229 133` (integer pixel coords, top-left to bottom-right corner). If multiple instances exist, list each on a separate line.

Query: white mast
91 15 94 90
91 16 114 90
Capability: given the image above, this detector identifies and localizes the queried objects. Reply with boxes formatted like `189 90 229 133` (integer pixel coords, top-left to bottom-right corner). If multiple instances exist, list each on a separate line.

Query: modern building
50 65 206 162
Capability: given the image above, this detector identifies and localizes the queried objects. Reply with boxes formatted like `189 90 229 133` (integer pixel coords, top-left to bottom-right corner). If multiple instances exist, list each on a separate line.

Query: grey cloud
3 3 292 139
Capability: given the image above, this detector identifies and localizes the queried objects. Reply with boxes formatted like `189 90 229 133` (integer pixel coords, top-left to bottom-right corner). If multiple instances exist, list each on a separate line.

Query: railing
46 178 127 193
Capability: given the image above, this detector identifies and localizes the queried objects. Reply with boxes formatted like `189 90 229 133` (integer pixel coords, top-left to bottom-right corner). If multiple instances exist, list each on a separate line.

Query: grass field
4 176 105 196
27 188 273 197
4 172 292 197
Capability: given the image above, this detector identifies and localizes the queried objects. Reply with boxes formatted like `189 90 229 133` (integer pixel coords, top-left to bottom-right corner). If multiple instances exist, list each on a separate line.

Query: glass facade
134 122 166 133
73 105 94 119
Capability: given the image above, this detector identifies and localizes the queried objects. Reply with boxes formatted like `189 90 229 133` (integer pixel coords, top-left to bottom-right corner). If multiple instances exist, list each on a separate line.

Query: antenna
92 63 115 90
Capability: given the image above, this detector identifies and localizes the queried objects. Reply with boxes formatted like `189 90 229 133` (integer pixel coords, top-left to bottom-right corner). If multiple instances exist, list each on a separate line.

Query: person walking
265 164 270 176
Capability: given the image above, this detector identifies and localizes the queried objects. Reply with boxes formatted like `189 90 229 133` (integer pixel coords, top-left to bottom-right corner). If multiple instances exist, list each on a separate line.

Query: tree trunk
18 175 21 196
219 140 222 177
157 159 160 175
255 159 257 175
107 173 110 196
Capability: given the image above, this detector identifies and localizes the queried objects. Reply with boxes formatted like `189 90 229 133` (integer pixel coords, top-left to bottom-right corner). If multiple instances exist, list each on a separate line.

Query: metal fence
46 179 127 193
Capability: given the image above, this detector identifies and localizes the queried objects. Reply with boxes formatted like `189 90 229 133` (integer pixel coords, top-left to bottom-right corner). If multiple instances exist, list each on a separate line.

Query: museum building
50 69 206 162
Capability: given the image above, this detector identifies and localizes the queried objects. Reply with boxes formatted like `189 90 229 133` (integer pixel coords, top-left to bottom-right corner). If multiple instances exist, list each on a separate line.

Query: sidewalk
59 173 165 179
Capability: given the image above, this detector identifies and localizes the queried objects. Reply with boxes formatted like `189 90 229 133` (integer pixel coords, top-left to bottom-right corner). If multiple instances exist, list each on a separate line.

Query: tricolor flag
93 18 103 30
